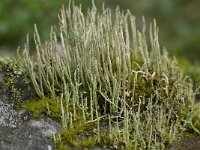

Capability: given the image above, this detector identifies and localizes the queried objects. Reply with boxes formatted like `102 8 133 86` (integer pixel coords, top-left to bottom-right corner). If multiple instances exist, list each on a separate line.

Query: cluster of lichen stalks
17 2 200 150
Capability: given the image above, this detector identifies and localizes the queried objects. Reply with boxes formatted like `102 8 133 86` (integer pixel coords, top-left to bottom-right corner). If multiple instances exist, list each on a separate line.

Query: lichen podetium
15 1 200 149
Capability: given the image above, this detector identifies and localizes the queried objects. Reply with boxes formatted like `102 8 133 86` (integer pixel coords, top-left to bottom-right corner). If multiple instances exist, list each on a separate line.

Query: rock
168 136 200 150
0 100 19 127
0 64 59 150
0 125 54 150
27 118 61 137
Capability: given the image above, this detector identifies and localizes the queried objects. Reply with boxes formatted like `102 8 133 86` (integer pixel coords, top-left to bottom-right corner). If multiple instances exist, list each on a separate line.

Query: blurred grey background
1 0 200 83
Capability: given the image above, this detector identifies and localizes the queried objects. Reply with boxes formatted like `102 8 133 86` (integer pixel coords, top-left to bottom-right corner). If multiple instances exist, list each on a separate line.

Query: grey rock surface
168 136 200 150
0 99 19 127
0 68 59 150
0 126 54 150
28 118 61 137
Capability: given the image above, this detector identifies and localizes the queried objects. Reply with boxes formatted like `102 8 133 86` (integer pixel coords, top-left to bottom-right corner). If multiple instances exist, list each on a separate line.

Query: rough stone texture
0 80 19 127
168 136 200 150
0 100 19 127
28 118 61 137
0 126 54 150
0 67 60 150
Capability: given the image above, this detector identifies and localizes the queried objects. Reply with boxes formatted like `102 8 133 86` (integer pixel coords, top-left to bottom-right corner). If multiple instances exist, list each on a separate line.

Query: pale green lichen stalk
17 1 200 150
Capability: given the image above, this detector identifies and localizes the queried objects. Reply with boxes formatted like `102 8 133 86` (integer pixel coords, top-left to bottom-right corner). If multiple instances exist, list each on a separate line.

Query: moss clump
54 140 68 150
55 115 97 149
20 97 62 122
98 132 114 148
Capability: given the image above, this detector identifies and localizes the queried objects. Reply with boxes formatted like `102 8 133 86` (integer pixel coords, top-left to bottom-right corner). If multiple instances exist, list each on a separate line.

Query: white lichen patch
0 100 19 128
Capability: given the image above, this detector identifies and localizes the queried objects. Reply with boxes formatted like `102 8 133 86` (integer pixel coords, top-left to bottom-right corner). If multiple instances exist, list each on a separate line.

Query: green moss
55 115 97 149
192 106 200 131
130 53 144 71
79 137 96 148
20 97 62 122
99 132 114 147
55 140 69 150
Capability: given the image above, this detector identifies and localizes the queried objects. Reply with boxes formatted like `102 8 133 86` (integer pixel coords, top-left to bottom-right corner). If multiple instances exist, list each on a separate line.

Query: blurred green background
0 0 200 84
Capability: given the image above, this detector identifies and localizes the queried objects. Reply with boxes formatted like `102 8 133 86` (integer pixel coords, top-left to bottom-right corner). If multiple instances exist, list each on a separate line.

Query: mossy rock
0 58 37 105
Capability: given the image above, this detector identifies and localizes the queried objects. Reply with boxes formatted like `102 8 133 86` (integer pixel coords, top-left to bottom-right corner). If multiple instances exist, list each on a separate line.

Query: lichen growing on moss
13 1 200 150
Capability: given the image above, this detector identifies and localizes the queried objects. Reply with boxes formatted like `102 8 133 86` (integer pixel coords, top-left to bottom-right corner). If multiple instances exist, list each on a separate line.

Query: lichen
8 1 200 150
